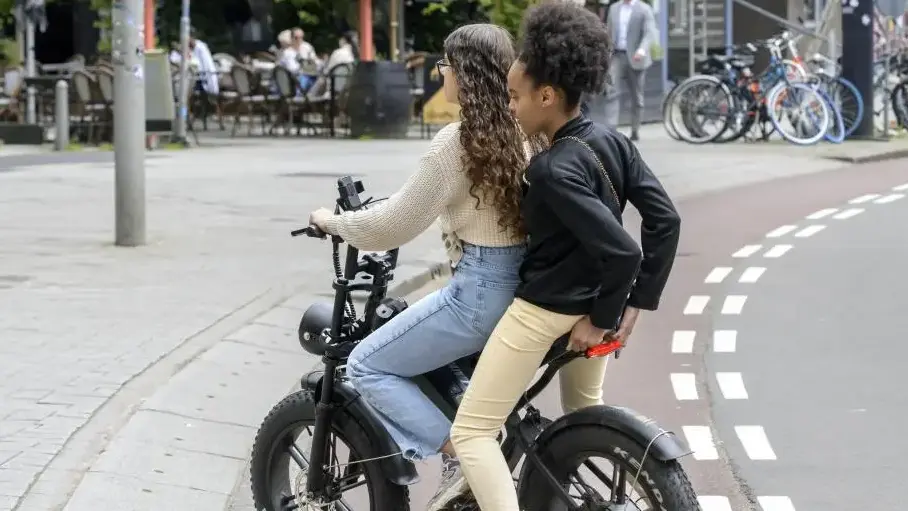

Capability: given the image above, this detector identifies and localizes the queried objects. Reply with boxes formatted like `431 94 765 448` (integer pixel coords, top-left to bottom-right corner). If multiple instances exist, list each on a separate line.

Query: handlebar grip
585 339 623 359
290 226 328 239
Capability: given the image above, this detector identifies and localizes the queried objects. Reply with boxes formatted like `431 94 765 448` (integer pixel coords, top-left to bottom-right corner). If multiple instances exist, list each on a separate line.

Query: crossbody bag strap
554 136 621 213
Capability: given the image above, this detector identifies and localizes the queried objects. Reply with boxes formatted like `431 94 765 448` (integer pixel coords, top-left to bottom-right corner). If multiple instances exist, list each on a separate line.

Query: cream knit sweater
323 122 523 264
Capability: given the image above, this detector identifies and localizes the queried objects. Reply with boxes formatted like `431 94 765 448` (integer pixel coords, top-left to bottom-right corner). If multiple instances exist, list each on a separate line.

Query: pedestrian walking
601 0 657 140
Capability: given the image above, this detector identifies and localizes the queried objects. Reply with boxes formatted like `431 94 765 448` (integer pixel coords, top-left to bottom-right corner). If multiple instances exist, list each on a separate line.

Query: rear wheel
517 425 700 511
250 391 410 511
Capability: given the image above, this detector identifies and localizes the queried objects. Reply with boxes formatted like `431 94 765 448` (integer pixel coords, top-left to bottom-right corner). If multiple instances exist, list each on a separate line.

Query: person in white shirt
277 29 300 73
306 31 358 100
189 30 219 96
600 0 656 141
291 28 319 64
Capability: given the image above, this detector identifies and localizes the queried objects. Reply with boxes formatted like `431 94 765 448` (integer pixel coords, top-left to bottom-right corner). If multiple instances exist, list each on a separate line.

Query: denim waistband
461 242 527 257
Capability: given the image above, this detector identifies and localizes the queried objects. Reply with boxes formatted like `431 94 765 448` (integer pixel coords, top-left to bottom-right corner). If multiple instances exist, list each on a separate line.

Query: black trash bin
345 61 413 139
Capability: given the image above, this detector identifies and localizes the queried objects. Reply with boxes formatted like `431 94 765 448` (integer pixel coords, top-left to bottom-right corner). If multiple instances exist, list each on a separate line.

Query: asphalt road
707 167 908 510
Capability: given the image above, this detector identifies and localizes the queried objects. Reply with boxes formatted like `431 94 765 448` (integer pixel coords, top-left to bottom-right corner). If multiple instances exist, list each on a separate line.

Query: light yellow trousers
449 298 609 511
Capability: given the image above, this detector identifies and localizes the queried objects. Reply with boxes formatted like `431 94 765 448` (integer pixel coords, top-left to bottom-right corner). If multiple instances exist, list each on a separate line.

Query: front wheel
517 425 700 510
249 391 410 511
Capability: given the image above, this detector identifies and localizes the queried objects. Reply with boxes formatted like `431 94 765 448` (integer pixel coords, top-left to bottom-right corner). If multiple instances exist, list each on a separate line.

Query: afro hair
517 1 613 108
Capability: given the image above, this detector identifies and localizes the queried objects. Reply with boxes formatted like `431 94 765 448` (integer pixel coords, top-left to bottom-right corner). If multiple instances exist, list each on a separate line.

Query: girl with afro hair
440 2 682 510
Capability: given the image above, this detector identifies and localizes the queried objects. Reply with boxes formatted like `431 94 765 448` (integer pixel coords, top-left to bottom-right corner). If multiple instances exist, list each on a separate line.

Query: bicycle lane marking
679 177 908 510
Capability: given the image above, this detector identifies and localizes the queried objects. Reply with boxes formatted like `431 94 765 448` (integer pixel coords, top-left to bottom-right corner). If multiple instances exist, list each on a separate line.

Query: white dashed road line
682 426 719 460
683 296 710 315
735 425 777 460
757 496 797 511
720 295 747 315
713 330 737 353
733 244 762 258
739 267 766 283
672 330 696 353
849 193 881 204
766 225 798 238
763 244 792 258
794 225 825 238
875 193 905 204
675 184 908 509
699 496 797 511
715 372 748 399
806 207 837 219
832 208 863 219
704 267 733 283
671 373 699 400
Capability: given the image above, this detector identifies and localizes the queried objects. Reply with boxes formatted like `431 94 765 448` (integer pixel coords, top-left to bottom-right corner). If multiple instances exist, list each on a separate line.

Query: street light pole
112 0 146 246
24 13 36 124
172 0 190 143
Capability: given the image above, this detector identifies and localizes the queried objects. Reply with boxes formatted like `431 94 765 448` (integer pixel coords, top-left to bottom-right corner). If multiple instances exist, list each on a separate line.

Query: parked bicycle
663 30 908 144
248 176 700 511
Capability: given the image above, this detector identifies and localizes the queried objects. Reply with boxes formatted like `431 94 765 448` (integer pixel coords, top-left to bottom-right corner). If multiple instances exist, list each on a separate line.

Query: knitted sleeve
322 125 461 251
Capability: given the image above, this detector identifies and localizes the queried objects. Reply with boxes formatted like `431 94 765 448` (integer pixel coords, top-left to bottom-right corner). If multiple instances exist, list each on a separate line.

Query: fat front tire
249 390 410 511
517 425 700 511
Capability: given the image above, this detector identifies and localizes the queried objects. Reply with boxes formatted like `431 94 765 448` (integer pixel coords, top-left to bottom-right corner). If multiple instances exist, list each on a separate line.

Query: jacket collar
551 114 593 142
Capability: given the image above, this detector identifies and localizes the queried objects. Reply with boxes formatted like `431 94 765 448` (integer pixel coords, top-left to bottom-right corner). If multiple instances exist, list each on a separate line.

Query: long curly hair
444 24 527 235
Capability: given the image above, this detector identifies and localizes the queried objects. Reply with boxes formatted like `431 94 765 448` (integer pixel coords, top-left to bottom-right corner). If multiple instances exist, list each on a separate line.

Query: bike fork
306 357 340 498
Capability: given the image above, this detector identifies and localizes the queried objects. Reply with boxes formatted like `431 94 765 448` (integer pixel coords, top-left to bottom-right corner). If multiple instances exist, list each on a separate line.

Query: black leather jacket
515 115 681 330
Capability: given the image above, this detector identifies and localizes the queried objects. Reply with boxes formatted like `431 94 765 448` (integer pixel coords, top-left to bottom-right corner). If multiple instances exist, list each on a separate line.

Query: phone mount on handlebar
337 176 365 211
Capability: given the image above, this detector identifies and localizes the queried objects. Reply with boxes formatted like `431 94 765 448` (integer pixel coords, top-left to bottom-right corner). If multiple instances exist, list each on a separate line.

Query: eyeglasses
435 59 451 77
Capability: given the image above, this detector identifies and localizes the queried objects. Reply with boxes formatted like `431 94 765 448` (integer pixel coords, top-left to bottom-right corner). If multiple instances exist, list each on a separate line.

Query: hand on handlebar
308 207 336 236
568 316 616 353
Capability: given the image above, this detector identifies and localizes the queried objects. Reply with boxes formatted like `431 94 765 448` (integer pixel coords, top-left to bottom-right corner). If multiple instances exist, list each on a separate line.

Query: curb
823 147 908 165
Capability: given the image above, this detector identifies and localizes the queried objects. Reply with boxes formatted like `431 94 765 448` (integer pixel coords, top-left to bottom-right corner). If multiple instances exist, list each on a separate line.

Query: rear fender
534 405 692 462
301 370 420 486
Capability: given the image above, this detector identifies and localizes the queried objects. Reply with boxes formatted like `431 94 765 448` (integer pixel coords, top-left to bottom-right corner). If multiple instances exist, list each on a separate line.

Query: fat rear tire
249 390 410 511
517 425 700 511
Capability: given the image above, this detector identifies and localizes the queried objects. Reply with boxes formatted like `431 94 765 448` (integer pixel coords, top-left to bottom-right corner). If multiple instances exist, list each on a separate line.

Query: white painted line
763 245 792 258
705 267 733 283
721 295 747 315
732 245 762 258
806 208 837 220
716 372 749 399
766 225 798 238
682 426 719 460
794 225 825 238
671 373 699 400
739 267 766 283
832 208 864 220
672 330 696 353
713 330 737 352
849 193 881 204
698 496 733 511
757 496 796 511
893 183 908 192
735 426 777 460
875 193 905 204
683 296 710 315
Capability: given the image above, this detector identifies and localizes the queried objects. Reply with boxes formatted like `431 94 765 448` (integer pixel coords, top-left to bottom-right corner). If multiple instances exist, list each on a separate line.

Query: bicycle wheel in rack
766 81 830 145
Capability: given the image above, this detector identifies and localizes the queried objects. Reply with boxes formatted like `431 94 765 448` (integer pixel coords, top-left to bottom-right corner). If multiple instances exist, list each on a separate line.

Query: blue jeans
346 243 525 461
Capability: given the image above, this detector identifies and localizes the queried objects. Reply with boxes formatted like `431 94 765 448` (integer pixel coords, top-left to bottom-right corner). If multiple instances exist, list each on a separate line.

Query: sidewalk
1 128 906 511
0 140 446 511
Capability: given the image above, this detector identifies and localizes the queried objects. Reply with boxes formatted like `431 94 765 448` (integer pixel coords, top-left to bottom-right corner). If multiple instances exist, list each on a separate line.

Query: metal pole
54 80 68 151
699 0 707 60
882 18 891 138
688 0 695 76
112 0 146 246
389 0 398 61
173 0 190 142
25 17 36 125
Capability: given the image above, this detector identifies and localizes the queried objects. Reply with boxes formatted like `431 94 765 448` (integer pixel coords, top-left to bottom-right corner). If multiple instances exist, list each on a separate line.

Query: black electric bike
249 177 700 511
